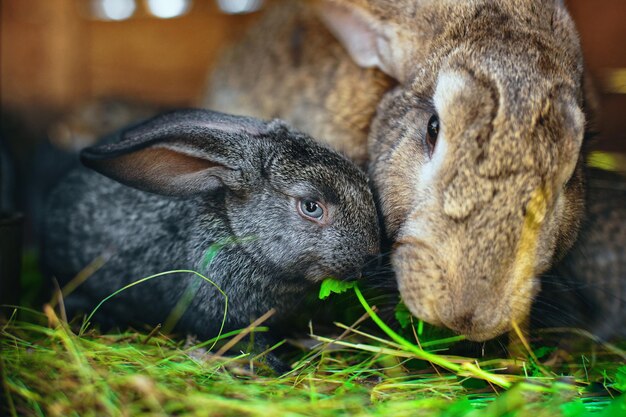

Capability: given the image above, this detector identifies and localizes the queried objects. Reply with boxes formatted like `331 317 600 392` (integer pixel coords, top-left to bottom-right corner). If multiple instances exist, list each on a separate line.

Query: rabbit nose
442 311 476 335
351 253 385 279
336 265 364 281
335 257 377 281
435 308 475 335
435 307 501 342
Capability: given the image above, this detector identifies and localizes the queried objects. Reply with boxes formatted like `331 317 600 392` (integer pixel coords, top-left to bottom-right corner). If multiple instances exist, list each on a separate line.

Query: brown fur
205 2 393 166
205 0 591 341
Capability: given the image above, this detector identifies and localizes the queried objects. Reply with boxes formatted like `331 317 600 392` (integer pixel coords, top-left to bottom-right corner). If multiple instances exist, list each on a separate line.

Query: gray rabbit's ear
81 109 267 197
316 1 414 82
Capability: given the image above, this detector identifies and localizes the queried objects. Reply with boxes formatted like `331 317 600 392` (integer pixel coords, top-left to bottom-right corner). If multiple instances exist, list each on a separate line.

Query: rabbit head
318 0 588 340
81 109 380 285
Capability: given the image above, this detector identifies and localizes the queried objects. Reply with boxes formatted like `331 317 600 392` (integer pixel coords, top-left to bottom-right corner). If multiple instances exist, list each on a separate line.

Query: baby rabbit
43 109 380 339
206 0 592 341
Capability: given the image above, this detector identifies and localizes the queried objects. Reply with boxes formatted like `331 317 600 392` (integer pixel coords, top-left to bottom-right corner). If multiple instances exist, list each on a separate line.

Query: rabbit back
43 167 208 327
205 1 392 167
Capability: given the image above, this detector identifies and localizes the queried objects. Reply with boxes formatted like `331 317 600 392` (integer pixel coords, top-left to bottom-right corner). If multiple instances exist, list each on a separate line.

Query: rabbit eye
298 199 325 221
426 114 439 156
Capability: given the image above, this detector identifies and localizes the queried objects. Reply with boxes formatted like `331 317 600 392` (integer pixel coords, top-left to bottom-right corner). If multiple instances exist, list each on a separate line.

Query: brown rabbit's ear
315 0 414 82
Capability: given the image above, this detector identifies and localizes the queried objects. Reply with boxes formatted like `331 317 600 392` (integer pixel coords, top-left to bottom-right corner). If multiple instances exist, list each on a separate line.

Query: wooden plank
0 0 88 111
567 0 626 150
87 2 260 105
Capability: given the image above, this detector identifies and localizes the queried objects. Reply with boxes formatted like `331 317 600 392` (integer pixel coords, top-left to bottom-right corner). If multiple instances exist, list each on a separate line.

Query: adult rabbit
43 109 380 338
206 0 592 341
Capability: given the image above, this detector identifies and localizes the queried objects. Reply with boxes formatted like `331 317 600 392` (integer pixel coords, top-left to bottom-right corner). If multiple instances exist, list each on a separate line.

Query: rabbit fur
534 169 626 341
43 109 380 339
206 0 593 341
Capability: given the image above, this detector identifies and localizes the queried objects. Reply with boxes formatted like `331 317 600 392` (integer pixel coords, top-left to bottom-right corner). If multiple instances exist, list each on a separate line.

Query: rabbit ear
316 1 413 81
81 109 267 197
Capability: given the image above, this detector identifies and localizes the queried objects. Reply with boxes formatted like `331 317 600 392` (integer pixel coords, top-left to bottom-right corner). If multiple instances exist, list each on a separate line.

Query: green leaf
394 301 412 329
598 394 626 417
533 346 556 359
614 366 626 392
318 278 356 300
560 399 588 417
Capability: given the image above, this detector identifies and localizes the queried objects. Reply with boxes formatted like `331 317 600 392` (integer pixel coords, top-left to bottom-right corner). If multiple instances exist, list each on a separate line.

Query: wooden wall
0 0 260 114
567 0 626 151
1 0 625 149
1 0 88 112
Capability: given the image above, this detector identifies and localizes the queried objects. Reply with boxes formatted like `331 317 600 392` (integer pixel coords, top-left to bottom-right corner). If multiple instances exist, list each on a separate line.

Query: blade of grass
511 320 551 377
80 269 228 353
353 285 513 389
55 252 111 306
215 308 275 357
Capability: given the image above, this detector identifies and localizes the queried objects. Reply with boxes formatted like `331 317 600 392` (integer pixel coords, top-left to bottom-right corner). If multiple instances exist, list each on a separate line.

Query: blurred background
1 0 265 245
0 0 625 305
1 0 625 144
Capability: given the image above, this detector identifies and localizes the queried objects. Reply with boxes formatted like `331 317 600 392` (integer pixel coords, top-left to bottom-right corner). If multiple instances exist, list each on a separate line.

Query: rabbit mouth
392 232 542 341
400 271 540 342
303 265 365 283
302 265 342 283
400 287 529 342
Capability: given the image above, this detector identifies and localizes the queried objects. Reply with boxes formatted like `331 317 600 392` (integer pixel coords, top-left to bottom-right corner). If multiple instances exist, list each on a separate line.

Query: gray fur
535 169 626 341
43 109 379 337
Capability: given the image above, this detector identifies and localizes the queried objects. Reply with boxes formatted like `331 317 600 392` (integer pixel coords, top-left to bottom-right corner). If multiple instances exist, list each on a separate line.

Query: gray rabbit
534 168 626 341
43 109 380 340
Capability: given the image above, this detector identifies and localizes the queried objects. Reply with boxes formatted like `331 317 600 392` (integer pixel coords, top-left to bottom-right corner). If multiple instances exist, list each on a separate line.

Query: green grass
2 280 625 417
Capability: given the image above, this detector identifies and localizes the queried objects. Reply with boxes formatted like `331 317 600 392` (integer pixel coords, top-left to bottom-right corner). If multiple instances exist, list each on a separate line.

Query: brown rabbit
205 0 593 341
